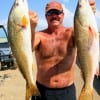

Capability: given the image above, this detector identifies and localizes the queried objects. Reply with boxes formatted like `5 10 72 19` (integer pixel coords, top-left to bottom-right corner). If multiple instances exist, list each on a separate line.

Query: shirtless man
30 0 96 100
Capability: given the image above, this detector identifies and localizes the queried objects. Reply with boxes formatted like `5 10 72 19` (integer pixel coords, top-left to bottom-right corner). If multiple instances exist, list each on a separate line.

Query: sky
0 0 100 31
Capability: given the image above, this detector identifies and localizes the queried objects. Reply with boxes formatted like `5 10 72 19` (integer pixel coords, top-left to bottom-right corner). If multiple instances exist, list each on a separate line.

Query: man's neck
47 25 64 33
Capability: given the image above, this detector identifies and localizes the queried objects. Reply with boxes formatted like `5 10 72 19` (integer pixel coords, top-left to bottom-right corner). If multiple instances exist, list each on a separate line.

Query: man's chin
51 21 60 26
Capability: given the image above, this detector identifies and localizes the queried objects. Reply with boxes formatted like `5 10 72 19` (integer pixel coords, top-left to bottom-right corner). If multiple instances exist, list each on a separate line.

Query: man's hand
29 11 38 29
89 0 96 14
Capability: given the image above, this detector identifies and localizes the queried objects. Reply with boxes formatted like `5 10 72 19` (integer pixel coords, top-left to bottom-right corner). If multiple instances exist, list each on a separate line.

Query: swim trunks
31 82 76 100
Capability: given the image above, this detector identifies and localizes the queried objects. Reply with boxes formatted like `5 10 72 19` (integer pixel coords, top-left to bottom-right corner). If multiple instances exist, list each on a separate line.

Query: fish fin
79 87 93 100
26 82 40 100
95 65 100 77
21 15 28 28
76 57 82 69
88 26 96 48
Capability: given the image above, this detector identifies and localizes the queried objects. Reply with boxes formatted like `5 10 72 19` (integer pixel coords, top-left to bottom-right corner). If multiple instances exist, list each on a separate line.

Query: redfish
74 0 99 100
7 0 39 100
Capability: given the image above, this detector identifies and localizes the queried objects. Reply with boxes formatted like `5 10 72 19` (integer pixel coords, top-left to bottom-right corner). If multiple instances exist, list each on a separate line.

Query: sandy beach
0 65 100 100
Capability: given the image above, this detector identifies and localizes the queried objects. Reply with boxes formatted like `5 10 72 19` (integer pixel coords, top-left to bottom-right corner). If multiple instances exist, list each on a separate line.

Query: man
30 0 96 100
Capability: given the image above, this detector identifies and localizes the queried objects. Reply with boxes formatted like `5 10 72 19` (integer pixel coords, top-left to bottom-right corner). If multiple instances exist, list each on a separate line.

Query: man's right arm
29 11 40 51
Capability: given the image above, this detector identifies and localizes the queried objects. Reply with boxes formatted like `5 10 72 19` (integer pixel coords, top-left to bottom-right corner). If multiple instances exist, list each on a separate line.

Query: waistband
36 81 75 91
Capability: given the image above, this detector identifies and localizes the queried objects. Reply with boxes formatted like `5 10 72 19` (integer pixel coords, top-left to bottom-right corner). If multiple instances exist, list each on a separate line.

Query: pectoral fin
21 15 28 28
88 26 96 49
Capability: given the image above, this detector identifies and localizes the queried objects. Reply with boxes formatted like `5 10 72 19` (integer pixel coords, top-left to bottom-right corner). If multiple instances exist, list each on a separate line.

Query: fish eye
15 1 19 6
79 4 82 8
16 3 19 6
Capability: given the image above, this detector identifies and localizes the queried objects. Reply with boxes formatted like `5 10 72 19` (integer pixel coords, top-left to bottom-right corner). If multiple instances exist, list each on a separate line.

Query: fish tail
79 87 93 100
26 83 40 100
25 64 40 100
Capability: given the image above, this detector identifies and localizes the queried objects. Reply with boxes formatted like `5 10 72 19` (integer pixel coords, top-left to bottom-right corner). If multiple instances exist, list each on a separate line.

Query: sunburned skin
33 27 77 88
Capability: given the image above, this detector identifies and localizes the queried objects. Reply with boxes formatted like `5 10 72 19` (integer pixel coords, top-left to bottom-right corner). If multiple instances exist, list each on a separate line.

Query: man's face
45 9 64 27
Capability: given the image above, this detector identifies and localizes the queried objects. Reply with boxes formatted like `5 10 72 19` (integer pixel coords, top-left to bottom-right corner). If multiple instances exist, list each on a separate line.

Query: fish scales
7 0 39 100
74 0 99 100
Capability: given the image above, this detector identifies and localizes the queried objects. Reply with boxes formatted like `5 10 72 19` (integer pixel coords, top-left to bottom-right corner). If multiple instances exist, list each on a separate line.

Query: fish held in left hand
7 0 39 100
74 0 99 100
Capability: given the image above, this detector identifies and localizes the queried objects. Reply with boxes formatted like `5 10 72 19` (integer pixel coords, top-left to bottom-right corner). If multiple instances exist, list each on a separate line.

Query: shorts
31 82 76 100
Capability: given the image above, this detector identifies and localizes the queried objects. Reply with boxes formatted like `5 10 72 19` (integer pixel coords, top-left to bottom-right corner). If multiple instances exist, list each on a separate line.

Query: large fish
74 0 99 100
7 0 39 100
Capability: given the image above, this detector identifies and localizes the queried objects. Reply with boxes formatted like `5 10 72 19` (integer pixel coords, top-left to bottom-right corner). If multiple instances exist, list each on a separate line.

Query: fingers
29 11 38 28
89 0 96 13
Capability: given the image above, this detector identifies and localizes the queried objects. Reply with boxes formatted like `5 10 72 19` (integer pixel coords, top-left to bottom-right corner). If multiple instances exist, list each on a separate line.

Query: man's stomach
37 69 75 88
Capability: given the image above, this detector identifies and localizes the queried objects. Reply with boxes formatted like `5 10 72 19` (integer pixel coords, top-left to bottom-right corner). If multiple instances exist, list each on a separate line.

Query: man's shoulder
35 31 42 34
35 29 46 34
64 27 74 37
35 29 47 39
65 27 73 32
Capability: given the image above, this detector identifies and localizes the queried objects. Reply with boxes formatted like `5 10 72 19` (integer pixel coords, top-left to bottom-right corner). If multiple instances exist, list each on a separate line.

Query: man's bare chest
38 34 71 58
